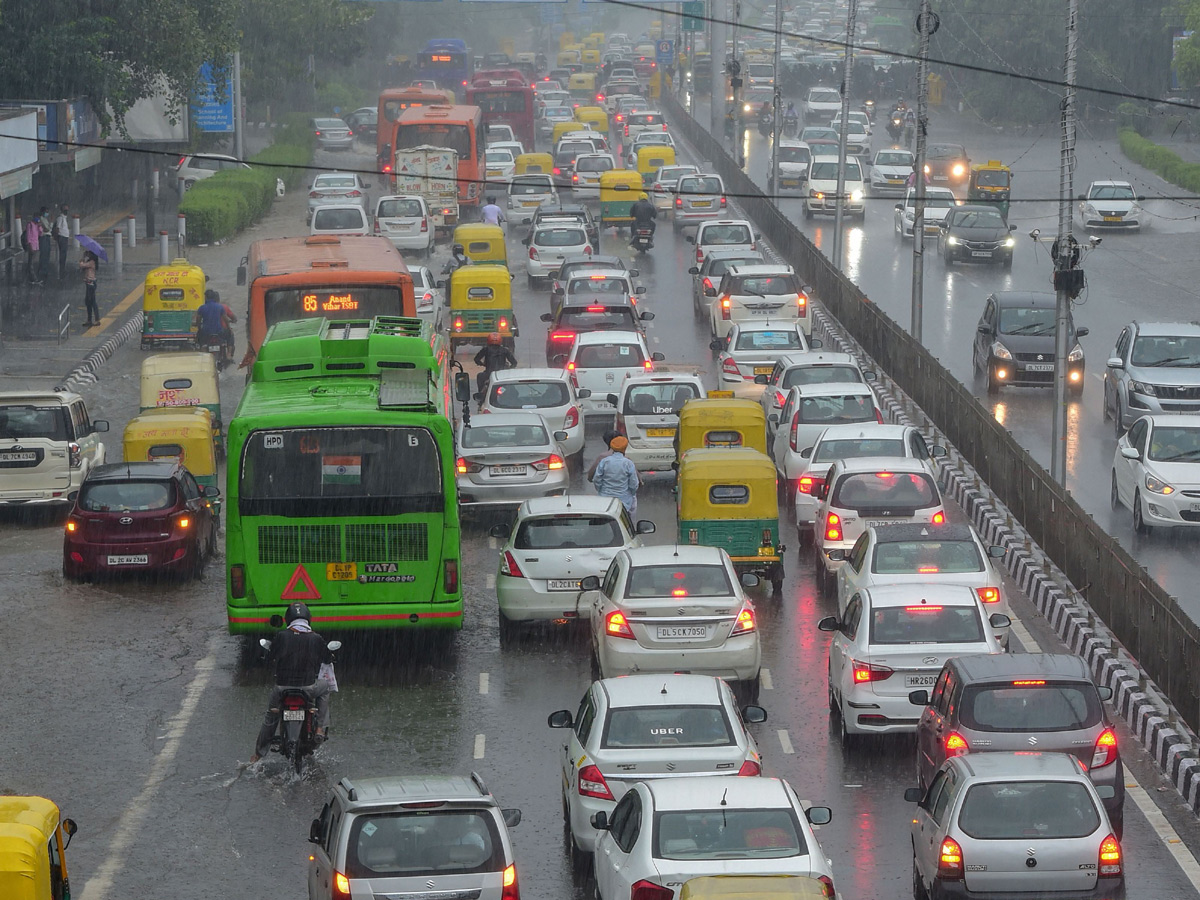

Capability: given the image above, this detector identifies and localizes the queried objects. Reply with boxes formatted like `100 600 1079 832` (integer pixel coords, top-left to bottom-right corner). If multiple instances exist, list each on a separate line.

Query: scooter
201 332 230 371
886 112 904 141
630 225 655 253
757 113 773 137
782 114 799 137
862 98 876 122
258 630 342 775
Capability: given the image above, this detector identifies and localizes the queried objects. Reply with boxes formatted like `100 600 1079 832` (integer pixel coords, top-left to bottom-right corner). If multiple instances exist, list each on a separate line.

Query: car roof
811 155 860 164
864 583 978 607
461 410 553 428
732 320 803 333
88 461 180 481
573 329 645 345
779 351 857 368
950 652 1091 682
377 194 426 203
518 494 624 517
990 291 1057 309
624 544 728 564
953 752 1086 779
600 673 725 707
1139 414 1200 427
726 264 795 277
1129 321 1200 337
699 219 752 228
704 249 763 264
778 139 809 148
814 424 906 444
646 776 791 810
1089 179 1132 188
873 522 974 543
0 390 79 404
336 774 495 809
489 367 572 384
833 455 928 474
791 381 874 396
564 254 623 269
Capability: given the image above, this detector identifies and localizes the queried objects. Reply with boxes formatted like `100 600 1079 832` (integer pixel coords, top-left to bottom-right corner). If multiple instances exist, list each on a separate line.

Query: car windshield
603 705 734 748
951 208 1005 228
802 129 837 142
872 539 983 574
461 422 549 449
313 119 345 129
1090 184 1134 200
511 178 552 195
623 382 700 415
535 228 587 246
680 176 722 194
658 167 696 183
315 175 357 189
79 480 173 512
832 471 938 509
575 343 646 368
1130 336 1200 368
928 145 966 160
870 604 985 644
376 198 423 218
961 682 1102 732
997 306 1056 336
559 307 637 330
810 90 839 103
734 330 803 351
625 564 733 597
876 151 914 166
488 380 570 410
958 782 1100 840
654 809 806 860
1148 426 1200 461
702 225 752 245
0 404 71 441
782 366 863 388
515 514 624 549
810 161 862 180
345 810 504 878
915 194 957 210
730 274 798 295
976 169 1009 187
813 437 904 462
778 147 810 164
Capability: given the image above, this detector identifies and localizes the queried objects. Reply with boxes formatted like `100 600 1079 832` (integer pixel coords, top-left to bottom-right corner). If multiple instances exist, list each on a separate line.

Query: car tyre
589 645 601 682
527 274 537 289
837 699 857 748
912 854 930 900
803 204 813 220
1109 805 1124 841
498 612 521 647
1133 491 1152 536
737 674 761 704
816 560 833 598
1113 396 1125 436
985 366 1000 396
1110 471 1121 512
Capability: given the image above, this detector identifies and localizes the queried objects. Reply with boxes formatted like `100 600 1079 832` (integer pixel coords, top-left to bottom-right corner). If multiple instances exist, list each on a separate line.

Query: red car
63 461 219 581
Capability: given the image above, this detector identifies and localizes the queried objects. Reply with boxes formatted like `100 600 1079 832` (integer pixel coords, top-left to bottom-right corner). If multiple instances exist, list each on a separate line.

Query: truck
392 145 460 234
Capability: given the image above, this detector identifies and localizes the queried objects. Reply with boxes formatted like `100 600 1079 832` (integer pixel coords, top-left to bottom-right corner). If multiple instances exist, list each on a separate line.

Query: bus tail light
937 838 963 880
825 512 842 542
605 610 634 639
578 764 615 799
230 564 246 599
732 607 756 634
737 759 761 776
1091 728 1118 769
1099 834 1122 877
444 558 459 594
975 587 1000 603
945 732 969 757
500 551 525 578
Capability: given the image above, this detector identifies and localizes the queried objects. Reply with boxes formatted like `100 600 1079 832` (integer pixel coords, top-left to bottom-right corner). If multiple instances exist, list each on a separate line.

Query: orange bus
236 235 416 357
377 86 456 168
395 104 486 210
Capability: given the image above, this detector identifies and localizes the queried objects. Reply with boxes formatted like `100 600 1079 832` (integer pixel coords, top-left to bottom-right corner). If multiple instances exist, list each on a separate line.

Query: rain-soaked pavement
4 130 1200 900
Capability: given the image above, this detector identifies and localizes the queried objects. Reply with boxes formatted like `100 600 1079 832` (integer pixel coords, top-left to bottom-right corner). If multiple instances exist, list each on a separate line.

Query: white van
310 204 370 236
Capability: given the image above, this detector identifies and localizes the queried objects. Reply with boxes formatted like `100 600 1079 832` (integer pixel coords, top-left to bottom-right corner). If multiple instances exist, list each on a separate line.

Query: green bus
225 316 462 634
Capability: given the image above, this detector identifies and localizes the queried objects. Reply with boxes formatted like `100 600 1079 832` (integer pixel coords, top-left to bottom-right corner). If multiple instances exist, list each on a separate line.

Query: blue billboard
193 62 234 133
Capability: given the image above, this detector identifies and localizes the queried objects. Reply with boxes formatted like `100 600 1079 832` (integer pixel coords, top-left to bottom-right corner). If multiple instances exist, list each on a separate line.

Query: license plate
750 309 772 315
492 464 528 475
887 178 903 184
782 179 799 187
933 175 948 180
866 520 898 527
282 710 306 721
754 366 775 375
0 451 37 461
656 625 708 639
1103 215 1121 222
692 200 712 208
523 200 541 206
970 251 992 258
646 427 676 437
549 579 581 591
327 562 357 581
1025 364 1054 372
487 169 501 177
107 555 149 565
905 674 938 687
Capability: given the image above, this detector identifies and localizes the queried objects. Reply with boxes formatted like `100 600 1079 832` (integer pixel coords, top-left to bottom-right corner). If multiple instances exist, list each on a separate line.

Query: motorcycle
258 628 342 775
862 98 876 122
782 113 799 137
757 113 774 137
630 225 655 253
201 331 230 371
886 112 903 141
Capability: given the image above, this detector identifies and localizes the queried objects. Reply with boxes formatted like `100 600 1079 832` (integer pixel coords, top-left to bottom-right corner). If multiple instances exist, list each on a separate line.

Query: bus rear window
239 426 442 516
264 287 405 327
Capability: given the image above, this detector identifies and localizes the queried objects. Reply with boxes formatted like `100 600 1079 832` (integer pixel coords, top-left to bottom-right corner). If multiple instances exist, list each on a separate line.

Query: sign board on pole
682 1 705 31
656 40 675 66
193 62 234 133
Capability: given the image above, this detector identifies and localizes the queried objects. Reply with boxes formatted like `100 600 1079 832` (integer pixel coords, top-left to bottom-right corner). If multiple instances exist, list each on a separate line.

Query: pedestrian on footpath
79 250 99 326
37 207 52 282
23 215 42 284
54 205 70 278
592 435 640 515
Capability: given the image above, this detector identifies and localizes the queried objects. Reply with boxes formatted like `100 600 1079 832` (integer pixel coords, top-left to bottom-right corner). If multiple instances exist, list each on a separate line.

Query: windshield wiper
1005 323 1054 335
1157 449 1200 461
1143 356 1198 367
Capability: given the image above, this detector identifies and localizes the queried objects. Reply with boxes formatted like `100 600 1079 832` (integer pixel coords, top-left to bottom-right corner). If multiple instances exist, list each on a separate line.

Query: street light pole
770 0 784 192
710 0 727 138
909 1 937 344
831 0 857 267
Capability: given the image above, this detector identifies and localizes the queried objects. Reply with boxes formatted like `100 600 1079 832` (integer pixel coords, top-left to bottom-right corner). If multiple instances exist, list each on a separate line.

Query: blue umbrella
74 233 108 262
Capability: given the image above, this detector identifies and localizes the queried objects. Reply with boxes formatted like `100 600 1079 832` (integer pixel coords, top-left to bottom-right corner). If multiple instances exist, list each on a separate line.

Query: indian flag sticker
322 455 362 484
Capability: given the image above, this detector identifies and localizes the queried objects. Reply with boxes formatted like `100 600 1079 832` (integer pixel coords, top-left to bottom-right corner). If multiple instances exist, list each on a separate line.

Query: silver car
714 321 815 387
310 117 354 151
479 368 590 464
306 172 371 223
906 753 1125 900
454 412 570 508
1103 321 1200 432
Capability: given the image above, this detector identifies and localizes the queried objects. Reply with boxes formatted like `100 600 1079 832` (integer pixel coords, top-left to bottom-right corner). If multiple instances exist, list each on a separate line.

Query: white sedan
1079 179 1143 230
592 777 836 900
485 148 517 186
818 583 1007 744
583 545 762 699
548 674 766 865
712 321 815 389
1111 414 1200 533
454 412 570 508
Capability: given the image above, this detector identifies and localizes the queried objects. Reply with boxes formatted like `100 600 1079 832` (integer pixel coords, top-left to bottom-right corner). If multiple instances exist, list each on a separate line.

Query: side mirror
575 388 591 398
908 689 930 706
1095 785 1116 800
606 393 619 407
827 548 846 561
685 235 695 243
269 614 285 628
635 519 656 534
800 447 813 459
436 279 446 289
1097 685 1114 701
489 523 510 539
591 811 609 831
454 372 473 403
805 807 832 826
62 818 77 838
309 818 323 843
327 640 343 651
1077 193 1086 202
709 339 724 351
548 708 575 728
236 264 247 286
629 269 640 277
987 545 1006 558
895 203 902 211
688 266 699 275
579 575 601 591
363 180 373 189
554 430 569 441
522 238 530 245
1106 357 1123 369
810 338 823 349
817 615 840 633
989 613 1012 629
1076 326 1089 338
741 705 768 724
704 286 717 297
1009 224 1017 231
754 374 769 385
640 311 655 321
816 483 829 500
1119 446 1140 460
977 324 990 335
502 808 522 828
540 313 553 322
651 352 665 361
930 445 947 458
553 285 565 295
862 371 877 381
203 484 221 498
768 413 779 425
93 420 110 433
903 787 923 803
740 573 759 587
635 286 646 294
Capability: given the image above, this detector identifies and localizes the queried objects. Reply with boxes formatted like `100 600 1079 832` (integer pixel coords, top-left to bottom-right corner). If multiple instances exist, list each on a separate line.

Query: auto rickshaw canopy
675 398 769 457
0 797 62 900
451 223 508 266
515 152 554 175
676 448 778 520
637 145 677 185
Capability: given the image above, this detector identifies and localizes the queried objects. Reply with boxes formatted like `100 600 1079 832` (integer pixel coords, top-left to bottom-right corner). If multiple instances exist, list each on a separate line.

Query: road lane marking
474 734 486 759
480 672 489 694
79 635 220 900
1125 781 1200 892
1008 616 1040 652
777 729 794 754
486 573 496 589
760 667 773 690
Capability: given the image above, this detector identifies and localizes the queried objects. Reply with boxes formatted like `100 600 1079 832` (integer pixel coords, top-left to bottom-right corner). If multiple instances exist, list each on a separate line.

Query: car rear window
869 604 984 645
315 175 356 188
626 564 732 597
958 782 1100 840
797 393 876 424
782 366 863 389
623 382 699 415
460 422 549 449
728 274 800 296
511 178 552 196
576 156 614 173
680 176 722 194
813 437 904 463
488 380 570 410
961 682 1102 733
79 480 174 512
872 539 982 574
630 114 663 125
778 147 810 164
0 405 71 441
515 514 623 549
376 198 423 218
535 228 587 247
831 471 939 510
559 307 637 330
345 810 505 878
654 809 805 860
575 343 646 368
568 276 628 295
313 208 366 230
602 705 733 748
701 225 752 245
734 330 804 351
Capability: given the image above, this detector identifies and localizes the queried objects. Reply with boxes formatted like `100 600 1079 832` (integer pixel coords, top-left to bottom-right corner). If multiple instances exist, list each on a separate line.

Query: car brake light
720 196 727 207
420 217 428 232
1099 834 1122 877
373 218 381 233
654 183 665 192
456 457 483 474
631 881 673 900
775 390 786 408
851 658 893 683
577 763 615 799
797 293 808 316
976 587 1000 603
553 166 562 175
675 196 682 207
334 871 352 899
696 247 703 263
938 837 964 880
551 331 576 342
825 512 841 541
732 607 756 634
702 277 714 293
906 605 943 611
720 297 731 320
309 191 321 199
383 163 392 174
314 130 321 136
177 156 187 168
1092 728 1118 768
566 361 576 371
529 247 539 260
606 610 634 638
932 511 945 525
722 357 740 377
532 454 565 471
737 759 761 776
65 517 80 533
500 551 525 577
875 408 884 423
789 414 801 452
945 732 969 757
584 245 593 256
643 359 653 370
502 863 520 900
347 190 361 197
573 173 579 182
798 476 824 495
564 406 580 428
816 876 835 900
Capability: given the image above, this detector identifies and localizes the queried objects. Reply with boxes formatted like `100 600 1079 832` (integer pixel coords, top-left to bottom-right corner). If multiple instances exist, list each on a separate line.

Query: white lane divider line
480 672 490 694
474 734 486 759
80 635 220 900
777 729 795 754
1125 780 1200 892
486 573 496 589
1008 616 1040 653
760 668 774 690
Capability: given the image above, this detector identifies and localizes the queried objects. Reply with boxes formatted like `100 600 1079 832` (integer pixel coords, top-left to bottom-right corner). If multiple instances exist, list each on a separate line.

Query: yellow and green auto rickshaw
677 447 784 593
515 152 554 176
679 875 835 900
583 33 605 51
558 48 582 68
123 407 221 517
581 48 601 69
140 258 205 350
447 264 517 350
138 352 224 457
636 145 677 188
558 31 577 51
0 796 79 900
674 397 769 459
451 223 508 266
574 105 609 134
967 160 1013 220
568 72 598 105
599 170 645 227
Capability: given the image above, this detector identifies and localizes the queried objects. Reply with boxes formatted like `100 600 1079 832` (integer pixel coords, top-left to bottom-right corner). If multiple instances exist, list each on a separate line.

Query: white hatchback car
1111 413 1200 534
310 204 370 236
894 186 958 238
689 219 757 269
174 153 249 193
709 264 809 340
804 156 865 219
566 331 664 416
525 224 593 285
372 194 434 255
650 164 699 211
622 109 666 140
673 174 728 227
409 265 443 328
480 367 590 465
591 777 836 900
870 147 915 196
757 353 868 441
714 322 814 387
609 374 706 471
492 496 654 637
769 382 882 479
1079 179 1143 230
583 545 763 698
548 674 766 863
818 583 1007 743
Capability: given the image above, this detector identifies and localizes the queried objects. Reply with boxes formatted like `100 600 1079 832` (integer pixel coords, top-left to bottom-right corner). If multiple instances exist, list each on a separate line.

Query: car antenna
661 682 668 695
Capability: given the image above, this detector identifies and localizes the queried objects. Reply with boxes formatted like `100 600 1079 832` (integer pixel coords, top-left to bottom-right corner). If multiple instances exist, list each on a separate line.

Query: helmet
285 602 311 623
452 243 465 254
488 332 503 345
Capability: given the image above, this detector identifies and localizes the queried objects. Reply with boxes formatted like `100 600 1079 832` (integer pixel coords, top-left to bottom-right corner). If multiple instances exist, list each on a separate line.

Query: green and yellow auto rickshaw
967 160 1012 220
451 223 508 267
636 145 677 188
674 397 769 459
677 447 784 593
599 170 645 227
123 407 221 517
140 258 206 350
448 264 517 350
139 352 224 457
0 796 79 900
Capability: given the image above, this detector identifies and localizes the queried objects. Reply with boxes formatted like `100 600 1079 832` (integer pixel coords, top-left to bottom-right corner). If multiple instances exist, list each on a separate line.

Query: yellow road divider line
83 282 143 337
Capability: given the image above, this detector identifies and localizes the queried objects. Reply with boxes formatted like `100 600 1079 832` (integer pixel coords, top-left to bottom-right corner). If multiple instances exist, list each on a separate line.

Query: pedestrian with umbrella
74 235 106 328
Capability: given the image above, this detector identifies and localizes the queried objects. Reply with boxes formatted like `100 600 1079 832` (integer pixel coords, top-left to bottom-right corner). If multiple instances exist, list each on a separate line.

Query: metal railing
57 304 70 345
661 91 1200 730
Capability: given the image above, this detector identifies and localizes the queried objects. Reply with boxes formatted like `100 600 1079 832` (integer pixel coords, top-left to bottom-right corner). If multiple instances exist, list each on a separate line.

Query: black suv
527 202 600 251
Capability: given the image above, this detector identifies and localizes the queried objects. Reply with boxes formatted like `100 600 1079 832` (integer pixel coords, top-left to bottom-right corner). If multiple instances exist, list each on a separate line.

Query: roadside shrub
1118 127 1200 194
1116 102 1153 136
